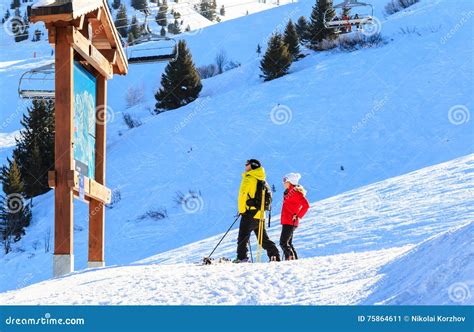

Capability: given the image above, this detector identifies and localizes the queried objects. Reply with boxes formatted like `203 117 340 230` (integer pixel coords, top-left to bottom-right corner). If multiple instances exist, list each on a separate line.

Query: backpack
247 180 272 211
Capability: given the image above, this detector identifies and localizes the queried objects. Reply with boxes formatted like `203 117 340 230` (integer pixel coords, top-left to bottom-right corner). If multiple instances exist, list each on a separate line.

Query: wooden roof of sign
29 0 128 77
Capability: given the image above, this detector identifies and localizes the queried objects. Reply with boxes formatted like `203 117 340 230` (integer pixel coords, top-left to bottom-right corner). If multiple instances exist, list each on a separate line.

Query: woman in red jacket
280 173 310 260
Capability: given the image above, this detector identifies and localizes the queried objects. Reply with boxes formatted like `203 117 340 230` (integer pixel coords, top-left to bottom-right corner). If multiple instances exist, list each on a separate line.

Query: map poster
73 62 96 180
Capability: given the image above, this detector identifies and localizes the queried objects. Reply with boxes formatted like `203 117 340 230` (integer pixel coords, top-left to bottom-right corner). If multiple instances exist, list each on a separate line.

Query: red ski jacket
281 184 310 227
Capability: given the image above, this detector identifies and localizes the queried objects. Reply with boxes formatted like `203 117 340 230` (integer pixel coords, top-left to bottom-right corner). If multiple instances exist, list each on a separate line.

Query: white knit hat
283 173 301 185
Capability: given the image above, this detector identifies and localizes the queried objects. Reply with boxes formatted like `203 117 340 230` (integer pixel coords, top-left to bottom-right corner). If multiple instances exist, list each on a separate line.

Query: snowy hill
0 0 472 296
0 155 472 305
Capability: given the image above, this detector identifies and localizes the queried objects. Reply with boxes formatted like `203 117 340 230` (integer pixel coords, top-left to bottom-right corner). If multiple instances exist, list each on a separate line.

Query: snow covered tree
4 9 11 21
283 19 301 60
114 4 129 38
260 33 292 81
10 0 20 9
13 99 55 198
31 29 41 42
308 0 337 49
131 0 148 12
155 40 202 112
220 5 225 16
0 158 32 253
295 16 309 43
168 19 181 34
199 0 216 21
112 0 121 10
130 15 141 39
156 5 168 27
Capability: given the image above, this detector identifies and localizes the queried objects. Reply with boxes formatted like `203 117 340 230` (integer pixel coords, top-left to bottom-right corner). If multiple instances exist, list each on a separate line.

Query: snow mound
362 222 474 305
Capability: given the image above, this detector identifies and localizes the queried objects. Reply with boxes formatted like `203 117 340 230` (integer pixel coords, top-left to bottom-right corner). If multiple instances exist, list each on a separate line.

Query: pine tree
31 29 41 42
256 44 261 56
130 15 141 39
160 26 166 36
220 5 225 16
167 19 181 34
155 40 202 112
114 4 129 38
131 0 148 12
295 16 309 43
0 158 32 253
200 0 216 21
112 0 121 10
283 19 301 60
260 33 292 81
10 0 20 9
13 99 55 198
156 5 168 27
308 0 336 49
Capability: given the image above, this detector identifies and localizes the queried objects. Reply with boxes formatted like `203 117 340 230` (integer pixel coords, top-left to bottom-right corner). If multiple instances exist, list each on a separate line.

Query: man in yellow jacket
235 159 280 263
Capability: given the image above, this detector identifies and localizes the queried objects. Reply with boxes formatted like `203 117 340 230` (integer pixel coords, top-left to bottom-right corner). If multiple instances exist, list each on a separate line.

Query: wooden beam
53 26 74 257
72 15 85 30
67 26 113 79
30 13 72 24
100 49 117 64
89 74 107 263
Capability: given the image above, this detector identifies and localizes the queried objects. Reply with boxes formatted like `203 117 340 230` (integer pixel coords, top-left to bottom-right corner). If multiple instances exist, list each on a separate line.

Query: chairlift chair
126 10 178 64
324 0 374 31
127 34 178 64
18 62 55 100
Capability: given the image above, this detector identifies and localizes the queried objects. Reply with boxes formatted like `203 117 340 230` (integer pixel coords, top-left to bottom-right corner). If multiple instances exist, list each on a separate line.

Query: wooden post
88 75 107 267
53 26 75 277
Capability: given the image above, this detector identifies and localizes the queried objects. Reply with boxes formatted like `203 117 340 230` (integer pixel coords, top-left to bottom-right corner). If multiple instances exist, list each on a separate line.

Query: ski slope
0 155 472 305
0 0 472 297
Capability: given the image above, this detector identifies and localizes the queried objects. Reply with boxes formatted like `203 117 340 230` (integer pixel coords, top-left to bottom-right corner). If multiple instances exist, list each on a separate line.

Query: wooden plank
30 13 73 24
67 27 113 79
97 7 128 75
71 171 111 204
48 170 56 188
53 27 74 256
89 74 107 263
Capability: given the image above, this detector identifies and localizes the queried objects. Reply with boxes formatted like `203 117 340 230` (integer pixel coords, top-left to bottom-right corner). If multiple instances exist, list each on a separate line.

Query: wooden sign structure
30 0 128 277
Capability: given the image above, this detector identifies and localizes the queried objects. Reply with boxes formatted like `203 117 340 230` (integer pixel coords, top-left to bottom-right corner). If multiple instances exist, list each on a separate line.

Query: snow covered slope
0 155 472 305
0 0 472 295
362 222 474 305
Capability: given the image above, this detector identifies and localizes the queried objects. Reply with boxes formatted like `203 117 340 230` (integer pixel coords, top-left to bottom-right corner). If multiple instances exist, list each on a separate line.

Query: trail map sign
30 0 128 277
73 62 96 180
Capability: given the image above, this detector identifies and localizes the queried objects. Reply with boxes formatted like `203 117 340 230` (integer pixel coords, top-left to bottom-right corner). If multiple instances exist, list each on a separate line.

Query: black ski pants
280 224 298 260
237 212 280 261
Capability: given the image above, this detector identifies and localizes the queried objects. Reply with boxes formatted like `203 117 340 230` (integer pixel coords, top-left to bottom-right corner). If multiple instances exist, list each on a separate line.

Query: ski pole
268 207 272 228
248 240 253 263
205 214 241 261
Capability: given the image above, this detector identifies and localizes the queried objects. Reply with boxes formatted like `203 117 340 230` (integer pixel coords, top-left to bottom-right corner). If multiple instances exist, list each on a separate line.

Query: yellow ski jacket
238 167 266 219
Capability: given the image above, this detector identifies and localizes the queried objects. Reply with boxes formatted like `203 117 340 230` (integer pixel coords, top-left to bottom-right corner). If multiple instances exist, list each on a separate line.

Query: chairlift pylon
324 0 374 32
18 62 55 100
126 10 178 64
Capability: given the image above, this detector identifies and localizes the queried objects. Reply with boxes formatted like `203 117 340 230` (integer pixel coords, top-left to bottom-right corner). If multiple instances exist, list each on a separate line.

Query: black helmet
246 159 261 170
